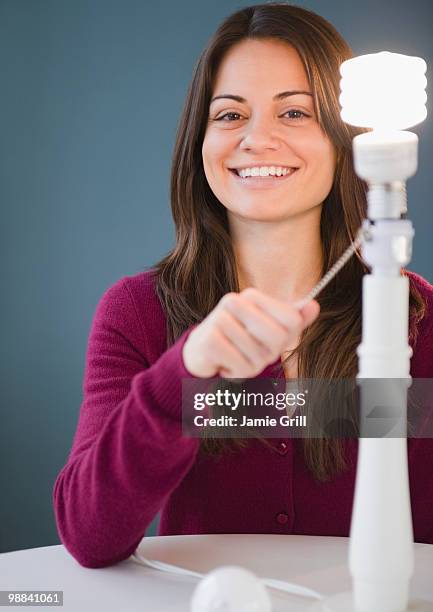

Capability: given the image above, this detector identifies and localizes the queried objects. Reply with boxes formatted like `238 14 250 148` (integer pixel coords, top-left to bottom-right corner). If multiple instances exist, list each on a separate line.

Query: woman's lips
229 168 299 189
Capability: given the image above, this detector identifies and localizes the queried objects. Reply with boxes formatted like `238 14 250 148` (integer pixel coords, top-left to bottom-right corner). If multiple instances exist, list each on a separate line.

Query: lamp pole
350 131 417 612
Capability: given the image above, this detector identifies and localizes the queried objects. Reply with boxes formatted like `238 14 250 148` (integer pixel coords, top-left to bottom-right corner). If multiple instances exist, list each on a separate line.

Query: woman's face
202 38 337 223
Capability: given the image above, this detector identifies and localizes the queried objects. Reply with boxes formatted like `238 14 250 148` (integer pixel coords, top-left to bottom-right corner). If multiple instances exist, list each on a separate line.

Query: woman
53 3 433 568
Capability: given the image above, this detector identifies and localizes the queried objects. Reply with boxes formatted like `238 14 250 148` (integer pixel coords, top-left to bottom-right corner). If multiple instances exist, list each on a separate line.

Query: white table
1 535 433 611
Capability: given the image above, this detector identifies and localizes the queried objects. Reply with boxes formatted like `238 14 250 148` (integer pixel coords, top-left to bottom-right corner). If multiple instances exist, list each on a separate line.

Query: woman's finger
239 287 306 331
216 309 273 371
221 293 293 354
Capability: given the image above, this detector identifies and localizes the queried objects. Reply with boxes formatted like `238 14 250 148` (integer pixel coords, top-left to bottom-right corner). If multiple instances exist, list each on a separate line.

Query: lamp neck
367 181 407 220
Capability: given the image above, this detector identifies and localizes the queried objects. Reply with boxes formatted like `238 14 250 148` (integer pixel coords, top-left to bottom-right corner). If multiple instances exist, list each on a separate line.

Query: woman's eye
215 112 242 121
283 109 309 120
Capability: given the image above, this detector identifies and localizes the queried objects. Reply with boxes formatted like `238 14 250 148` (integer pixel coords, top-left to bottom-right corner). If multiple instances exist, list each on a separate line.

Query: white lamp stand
310 129 433 612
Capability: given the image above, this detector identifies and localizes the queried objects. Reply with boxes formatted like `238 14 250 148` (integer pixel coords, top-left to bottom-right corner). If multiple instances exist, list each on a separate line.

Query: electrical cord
294 223 370 309
130 550 324 601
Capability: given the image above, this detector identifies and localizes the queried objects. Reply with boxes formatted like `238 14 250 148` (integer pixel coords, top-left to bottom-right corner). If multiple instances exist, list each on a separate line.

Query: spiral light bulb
339 51 427 131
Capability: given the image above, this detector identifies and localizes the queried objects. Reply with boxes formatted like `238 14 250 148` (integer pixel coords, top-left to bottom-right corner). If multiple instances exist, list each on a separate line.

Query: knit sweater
53 269 433 568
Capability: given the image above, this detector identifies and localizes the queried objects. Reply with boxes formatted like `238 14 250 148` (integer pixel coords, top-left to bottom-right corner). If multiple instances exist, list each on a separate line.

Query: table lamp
312 51 428 612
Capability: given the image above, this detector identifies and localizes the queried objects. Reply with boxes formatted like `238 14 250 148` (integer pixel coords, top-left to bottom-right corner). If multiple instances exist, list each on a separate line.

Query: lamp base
309 592 433 612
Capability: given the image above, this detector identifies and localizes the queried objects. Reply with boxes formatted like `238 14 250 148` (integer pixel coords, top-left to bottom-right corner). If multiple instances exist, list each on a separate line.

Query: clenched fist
182 287 320 378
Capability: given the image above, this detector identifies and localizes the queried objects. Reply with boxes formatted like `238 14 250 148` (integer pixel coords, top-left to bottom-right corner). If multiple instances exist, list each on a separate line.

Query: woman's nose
239 116 282 152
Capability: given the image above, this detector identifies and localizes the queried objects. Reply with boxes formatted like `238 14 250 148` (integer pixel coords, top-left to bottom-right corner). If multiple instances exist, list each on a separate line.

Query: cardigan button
276 512 289 525
277 441 288 455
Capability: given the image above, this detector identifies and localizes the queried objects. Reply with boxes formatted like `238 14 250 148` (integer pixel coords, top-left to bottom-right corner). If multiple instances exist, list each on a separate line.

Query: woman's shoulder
405 269 433 329
405 269 433 304
94 268 167 364
405 270 433 377
95 268 162 318
121 267 162 309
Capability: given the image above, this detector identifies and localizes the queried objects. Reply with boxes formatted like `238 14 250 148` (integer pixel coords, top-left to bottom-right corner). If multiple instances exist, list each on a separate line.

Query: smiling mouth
228 168 299 184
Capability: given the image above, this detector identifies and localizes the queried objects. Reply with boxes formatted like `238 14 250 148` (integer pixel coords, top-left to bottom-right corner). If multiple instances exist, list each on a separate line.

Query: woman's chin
227 205 297 223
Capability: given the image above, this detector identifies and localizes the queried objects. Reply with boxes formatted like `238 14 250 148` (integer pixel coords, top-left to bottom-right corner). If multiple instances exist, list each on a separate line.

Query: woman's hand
182 287 320 378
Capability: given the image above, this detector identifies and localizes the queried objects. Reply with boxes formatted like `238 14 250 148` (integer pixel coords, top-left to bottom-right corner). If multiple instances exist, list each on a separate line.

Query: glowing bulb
190 566 272 612
340 51 427 130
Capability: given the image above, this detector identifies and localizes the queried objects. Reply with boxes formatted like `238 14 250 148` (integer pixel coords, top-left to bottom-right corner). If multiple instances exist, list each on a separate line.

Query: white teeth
236 165 296 178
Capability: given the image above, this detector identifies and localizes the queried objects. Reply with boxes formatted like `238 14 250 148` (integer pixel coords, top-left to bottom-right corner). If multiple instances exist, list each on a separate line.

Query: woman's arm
53 279 200 568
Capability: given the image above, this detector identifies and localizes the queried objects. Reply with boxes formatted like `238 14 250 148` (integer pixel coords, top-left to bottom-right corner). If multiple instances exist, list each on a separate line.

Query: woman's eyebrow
210 90 313 104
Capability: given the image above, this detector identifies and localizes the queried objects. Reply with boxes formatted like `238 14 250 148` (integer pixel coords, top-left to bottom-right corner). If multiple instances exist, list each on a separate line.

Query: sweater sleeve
53 278 201 568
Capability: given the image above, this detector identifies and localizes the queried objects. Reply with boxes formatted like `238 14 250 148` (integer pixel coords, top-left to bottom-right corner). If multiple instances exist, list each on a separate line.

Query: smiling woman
53 3 433 569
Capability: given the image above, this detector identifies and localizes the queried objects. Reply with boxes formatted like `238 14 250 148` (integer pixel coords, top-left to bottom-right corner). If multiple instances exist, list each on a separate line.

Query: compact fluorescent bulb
340 51 427 130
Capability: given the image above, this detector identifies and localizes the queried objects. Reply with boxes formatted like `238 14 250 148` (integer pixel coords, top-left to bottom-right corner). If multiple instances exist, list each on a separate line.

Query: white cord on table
131 550 324 601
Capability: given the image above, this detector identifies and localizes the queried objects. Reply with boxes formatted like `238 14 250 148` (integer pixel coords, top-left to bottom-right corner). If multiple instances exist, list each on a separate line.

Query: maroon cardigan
53 269 433 568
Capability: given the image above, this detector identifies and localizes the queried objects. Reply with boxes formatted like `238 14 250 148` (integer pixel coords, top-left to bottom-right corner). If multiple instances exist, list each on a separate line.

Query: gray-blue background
1 0 432 554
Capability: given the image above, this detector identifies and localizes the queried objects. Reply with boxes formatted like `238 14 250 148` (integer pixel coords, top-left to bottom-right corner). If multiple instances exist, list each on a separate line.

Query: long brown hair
153 3 426 480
